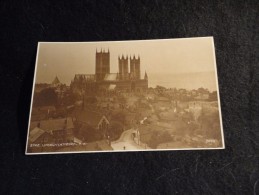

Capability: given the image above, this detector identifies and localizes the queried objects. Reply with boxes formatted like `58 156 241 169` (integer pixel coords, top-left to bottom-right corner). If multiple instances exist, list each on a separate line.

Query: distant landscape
148 71 217 91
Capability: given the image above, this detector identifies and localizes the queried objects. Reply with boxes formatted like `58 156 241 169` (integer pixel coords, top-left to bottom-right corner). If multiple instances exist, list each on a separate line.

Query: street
111 129 143 151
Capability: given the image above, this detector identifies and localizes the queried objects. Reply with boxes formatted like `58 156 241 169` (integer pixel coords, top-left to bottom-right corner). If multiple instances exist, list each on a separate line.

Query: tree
198 107 221 140
148 131 173 149
111 111 126 125
78 124 102 142
187 121 200 136
33 88 58 106
62 92 77 106
108 121 124 140
156 85 166 95
85 96 97 104
197 87 208 93
209 91 218 101
118 96 127 107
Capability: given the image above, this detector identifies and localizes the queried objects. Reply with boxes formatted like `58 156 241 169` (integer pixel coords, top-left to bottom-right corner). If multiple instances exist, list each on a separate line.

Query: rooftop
52 76 60 85
30 117 74 132
74 74 96 81
29 127 45 142
74 109 109 128
104 73 118 81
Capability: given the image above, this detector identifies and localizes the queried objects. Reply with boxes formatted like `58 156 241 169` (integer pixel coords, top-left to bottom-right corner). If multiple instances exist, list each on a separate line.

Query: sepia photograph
26 37 224 154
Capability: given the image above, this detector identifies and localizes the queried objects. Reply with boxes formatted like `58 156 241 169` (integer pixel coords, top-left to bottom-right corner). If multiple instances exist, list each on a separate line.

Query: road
189 105 202 121
111 129 143 151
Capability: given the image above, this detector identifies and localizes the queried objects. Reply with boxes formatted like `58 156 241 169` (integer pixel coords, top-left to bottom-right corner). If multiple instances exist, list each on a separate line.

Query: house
29 127 47 143
29 117 74 145
74 109 110 139
97 102 119 110
159 110 178 121
153 101 171 111
178 88 187 94
156 121 172 128
194 93 209 100
30 106 56 121
32 106 56 116
38 106 56 113
125 113 136 126
147 114 159 123
31 108 46 121
157 96 170 102
34 83 51 93
145 93 155 101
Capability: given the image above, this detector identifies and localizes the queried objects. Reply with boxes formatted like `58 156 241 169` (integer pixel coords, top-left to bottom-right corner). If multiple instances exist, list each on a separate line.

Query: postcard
25 37 224 154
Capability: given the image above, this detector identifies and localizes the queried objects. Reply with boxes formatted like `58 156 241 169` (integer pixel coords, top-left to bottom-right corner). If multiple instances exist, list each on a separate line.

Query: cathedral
70 49 148 94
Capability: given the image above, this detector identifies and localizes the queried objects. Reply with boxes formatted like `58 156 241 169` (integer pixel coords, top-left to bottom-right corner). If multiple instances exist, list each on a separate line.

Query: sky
35 37 218 90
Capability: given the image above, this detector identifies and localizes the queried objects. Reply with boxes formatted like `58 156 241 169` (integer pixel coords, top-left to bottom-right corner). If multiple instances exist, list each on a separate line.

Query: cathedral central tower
95 49 110 81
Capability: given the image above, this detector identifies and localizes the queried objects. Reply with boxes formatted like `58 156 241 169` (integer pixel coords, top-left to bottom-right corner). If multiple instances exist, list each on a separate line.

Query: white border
25 42 41 155
25 37 225 155
211 37 225 149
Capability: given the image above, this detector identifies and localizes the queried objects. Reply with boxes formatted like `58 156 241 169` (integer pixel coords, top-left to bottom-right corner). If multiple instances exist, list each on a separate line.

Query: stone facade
71 49 148 93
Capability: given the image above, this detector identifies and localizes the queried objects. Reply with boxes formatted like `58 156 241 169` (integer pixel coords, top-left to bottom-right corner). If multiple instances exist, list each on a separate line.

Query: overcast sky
35 37 217 87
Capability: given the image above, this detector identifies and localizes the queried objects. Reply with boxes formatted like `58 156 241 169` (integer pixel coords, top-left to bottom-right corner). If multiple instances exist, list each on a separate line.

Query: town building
51 76 61 87
29 117 74 145
34 76 68 100
73 109 110 140
31 106 56 121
